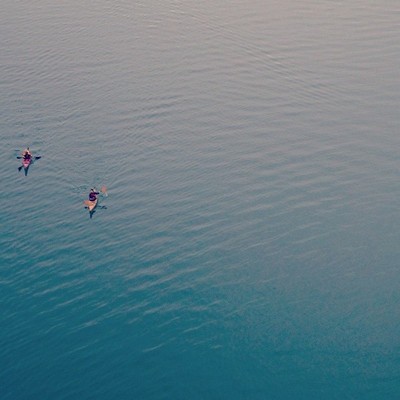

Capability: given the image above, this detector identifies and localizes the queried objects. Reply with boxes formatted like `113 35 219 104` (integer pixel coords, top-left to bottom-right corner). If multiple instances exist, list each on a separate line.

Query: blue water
1 1 400 398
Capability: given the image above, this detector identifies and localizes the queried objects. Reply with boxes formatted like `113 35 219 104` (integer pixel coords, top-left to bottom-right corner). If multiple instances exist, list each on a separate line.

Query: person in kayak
89 188 99 201
22 147 32 160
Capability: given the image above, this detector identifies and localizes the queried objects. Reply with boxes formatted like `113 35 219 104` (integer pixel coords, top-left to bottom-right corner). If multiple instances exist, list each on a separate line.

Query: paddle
17 156 41 160
101 185 108 196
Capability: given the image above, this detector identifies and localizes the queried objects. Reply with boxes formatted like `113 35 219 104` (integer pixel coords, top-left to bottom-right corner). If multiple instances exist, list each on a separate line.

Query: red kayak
18 150 40 176
20 156 32 176
22 157 32 170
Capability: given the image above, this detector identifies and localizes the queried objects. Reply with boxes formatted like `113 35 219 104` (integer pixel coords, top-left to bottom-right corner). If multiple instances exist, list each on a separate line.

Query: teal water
1 1 400 398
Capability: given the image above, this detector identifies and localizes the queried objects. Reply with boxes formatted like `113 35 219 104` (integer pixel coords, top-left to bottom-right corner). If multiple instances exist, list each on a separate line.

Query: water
1 1 400 398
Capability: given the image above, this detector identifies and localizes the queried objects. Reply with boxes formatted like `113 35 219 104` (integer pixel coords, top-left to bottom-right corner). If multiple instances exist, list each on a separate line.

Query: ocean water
1 1 400 398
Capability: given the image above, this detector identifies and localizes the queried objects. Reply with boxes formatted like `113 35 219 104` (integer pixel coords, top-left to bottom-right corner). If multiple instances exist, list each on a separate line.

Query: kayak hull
87 198 98 212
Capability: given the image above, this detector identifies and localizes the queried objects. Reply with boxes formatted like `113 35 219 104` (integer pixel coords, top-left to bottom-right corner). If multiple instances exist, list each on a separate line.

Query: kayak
18 152 41 175
87 198 98 213
83 187 107 218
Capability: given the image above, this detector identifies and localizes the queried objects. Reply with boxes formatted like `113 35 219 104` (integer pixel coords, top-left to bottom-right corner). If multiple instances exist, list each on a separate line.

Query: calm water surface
1 1 400 399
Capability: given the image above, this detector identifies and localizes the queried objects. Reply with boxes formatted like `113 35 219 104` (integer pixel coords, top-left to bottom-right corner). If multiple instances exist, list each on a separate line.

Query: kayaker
22 147 32 160
89 188 99 201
